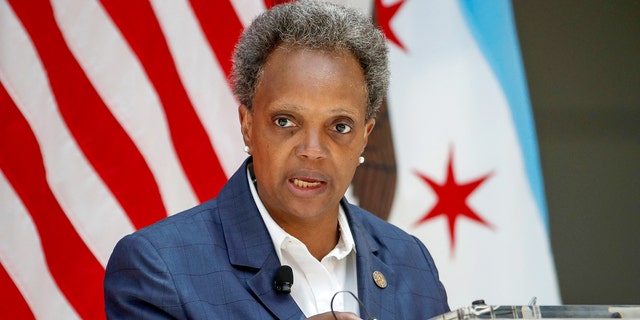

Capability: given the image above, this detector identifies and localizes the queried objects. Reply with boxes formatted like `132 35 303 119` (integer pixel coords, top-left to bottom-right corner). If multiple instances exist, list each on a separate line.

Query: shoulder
345 202 420 249
107 198 227 275
106 198 232 283
104 199 227 319
346 201 444 282
345 202 449 311
130 198 221 247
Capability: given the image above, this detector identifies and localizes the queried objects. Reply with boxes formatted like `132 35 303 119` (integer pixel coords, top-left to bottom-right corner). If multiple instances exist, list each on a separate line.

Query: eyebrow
274 103 360 118
275 103 303 112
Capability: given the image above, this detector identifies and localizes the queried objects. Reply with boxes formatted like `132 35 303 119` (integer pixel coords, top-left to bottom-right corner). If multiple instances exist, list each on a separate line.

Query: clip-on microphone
274 265 293 294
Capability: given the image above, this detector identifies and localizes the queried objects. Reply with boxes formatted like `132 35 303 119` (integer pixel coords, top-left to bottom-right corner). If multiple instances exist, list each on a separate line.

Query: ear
362 118 375 149
238 104 253 147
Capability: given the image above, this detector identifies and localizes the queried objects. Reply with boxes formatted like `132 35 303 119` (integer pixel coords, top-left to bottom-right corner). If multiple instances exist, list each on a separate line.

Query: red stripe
189 0 243 80
9 0 166 229
264 0 296 9
0 83 104 319
0 262 35 320
100 0 227 202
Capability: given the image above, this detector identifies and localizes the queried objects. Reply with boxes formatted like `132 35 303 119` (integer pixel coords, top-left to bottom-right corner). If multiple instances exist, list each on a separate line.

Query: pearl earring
359 156 365 164
244 146 250 154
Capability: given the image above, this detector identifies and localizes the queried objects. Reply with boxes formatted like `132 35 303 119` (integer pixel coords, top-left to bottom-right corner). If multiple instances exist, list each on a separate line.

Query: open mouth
292 178 322 188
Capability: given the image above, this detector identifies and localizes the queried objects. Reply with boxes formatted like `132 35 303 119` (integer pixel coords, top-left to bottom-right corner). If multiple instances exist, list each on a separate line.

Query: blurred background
512 0 640 304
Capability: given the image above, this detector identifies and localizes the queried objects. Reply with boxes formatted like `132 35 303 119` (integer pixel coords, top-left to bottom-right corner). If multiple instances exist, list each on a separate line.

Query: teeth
293 178 321 188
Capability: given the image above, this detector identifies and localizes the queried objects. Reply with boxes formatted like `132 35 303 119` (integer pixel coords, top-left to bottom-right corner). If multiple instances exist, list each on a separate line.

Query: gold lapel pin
372 271 387 289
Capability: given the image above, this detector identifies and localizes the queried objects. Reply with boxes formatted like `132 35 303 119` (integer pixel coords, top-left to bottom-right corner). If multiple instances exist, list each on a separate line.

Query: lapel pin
372 271 387 289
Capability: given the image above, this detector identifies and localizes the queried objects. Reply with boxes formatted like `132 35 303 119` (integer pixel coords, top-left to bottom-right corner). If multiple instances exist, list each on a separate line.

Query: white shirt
247 169 359 317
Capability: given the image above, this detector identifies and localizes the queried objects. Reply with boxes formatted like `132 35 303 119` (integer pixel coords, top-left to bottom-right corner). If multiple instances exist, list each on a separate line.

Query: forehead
254 46 368 116
262 45 361 80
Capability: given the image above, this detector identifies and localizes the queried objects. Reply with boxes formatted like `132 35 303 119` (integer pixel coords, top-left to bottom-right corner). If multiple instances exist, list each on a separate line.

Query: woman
105 1 449 319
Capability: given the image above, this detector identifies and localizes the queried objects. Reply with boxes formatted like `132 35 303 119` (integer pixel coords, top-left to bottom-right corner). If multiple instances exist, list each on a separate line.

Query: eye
334 123 352 134
274 117 295 128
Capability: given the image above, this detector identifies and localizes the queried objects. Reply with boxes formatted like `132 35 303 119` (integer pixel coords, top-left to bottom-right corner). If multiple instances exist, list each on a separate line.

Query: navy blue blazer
104 158 449 319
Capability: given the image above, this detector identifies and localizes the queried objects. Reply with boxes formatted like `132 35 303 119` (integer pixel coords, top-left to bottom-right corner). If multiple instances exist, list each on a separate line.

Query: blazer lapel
355 253 398 320
347 201 398 320
247 254 306 320
217 158 305 320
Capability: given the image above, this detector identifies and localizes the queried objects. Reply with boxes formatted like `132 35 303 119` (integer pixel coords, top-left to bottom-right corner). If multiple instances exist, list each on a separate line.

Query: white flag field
0 0 560 318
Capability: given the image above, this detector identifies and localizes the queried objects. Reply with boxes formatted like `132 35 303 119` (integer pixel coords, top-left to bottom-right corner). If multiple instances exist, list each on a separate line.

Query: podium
429 301 640 319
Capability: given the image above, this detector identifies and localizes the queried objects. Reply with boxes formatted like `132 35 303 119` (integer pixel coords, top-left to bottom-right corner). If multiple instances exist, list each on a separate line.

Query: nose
295 127 328 161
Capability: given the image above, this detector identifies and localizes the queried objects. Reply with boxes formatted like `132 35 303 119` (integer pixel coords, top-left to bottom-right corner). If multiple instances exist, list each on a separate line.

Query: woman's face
240 46 374 225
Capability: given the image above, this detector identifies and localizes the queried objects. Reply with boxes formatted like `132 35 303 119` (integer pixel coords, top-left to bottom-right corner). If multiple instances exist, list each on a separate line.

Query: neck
277 214 340 261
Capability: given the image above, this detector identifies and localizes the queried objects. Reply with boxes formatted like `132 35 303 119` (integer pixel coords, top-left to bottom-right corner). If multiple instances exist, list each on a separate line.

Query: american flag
0 0 290 318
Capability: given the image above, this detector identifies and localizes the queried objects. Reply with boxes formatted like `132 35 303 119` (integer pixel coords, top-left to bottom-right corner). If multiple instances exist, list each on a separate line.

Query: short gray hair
231 0 389 120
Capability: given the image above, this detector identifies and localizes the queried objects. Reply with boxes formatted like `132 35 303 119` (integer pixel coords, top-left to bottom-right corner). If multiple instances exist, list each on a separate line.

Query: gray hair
231 0 389 120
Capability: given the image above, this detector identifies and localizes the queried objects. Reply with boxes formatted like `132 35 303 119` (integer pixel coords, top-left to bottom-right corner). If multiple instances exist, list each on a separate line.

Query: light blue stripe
457 0 550 230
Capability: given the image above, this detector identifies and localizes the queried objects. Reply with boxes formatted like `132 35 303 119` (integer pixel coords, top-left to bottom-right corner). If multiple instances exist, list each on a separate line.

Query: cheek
251 124 275 151
337 160 360 190
253 136 288 168
336 148 360 169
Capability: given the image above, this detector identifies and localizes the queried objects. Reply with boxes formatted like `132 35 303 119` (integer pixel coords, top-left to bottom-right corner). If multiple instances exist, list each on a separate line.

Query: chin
287 202 333 219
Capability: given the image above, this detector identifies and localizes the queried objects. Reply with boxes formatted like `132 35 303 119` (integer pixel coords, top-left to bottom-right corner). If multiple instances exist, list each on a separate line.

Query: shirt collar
246 167 356 262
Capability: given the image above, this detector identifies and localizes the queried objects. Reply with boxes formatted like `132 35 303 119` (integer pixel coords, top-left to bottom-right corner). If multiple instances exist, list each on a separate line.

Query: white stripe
52 0 199 214
0 1 134 266
230 0 265 28
0 170 80 320
151 0 246 177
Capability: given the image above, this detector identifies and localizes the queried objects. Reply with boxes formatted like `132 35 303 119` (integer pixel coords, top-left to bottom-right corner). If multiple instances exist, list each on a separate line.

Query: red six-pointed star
414 150 494 255
375 0 407 51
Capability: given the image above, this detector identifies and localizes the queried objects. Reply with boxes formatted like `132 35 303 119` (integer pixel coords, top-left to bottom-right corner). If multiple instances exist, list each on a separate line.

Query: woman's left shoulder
346 202 421 245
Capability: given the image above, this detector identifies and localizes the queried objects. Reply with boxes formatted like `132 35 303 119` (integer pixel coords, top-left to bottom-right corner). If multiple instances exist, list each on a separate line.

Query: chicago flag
378 0 562 308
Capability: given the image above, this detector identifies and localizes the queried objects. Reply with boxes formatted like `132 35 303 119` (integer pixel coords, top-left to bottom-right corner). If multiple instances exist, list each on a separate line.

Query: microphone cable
330 290 377 320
